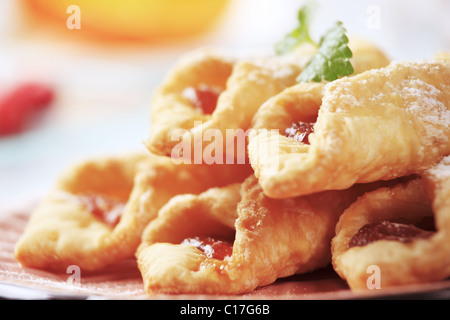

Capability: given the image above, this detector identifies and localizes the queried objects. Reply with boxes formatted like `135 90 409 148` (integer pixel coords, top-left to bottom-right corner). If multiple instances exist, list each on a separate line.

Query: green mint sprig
275 3 354 83
274 2 317 55
297 21 354 83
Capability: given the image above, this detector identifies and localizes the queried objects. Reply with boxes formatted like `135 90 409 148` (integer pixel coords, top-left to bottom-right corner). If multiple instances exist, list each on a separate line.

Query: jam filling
182 85 222 115
77 194 125 228
349 220 434 248
284 121 315 144
181 236 233 260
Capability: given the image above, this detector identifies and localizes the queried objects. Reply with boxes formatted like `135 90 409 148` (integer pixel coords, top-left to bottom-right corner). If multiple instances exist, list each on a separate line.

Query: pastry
331 156 450 290
249 60 450 198
136 174 388 295
145 46 315 163
14 153 146 272
136 181 239 295
14 152 252 273
348 37 391 74
146 38 389 165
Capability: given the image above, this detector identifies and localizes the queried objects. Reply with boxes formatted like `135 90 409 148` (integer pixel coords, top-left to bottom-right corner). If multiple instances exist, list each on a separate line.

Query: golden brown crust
14 153 147 272
147 39 390 164
14 152 252 273
145 48 310 162
331 156 450 290
348 37 391 74
249 60 450 198
136 174 389 295
137 183 241 295
225 175 362 291
147 48 235 157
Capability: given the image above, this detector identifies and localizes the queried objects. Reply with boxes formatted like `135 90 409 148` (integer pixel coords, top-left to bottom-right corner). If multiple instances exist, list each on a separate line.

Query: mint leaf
297 21 354 82
274 2 317 55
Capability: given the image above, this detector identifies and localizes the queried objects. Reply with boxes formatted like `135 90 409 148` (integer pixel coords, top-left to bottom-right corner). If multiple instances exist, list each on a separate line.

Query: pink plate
1 206 450 300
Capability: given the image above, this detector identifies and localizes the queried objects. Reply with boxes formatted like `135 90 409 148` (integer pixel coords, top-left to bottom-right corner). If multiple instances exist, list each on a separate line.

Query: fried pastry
331 156 450 290
147 48 234 157
136 174 388 295
348 37 391 74
249 60 450 198
136 182 240 295
14 152 252 273
14 153 146 272
146 39 389 164
145 47 314 163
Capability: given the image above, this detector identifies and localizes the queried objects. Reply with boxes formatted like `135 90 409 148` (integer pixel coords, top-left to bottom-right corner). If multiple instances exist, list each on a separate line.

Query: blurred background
0 0 449 211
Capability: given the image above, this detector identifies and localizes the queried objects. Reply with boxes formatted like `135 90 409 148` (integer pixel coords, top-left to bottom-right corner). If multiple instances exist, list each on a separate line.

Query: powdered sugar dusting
321 61 449 144
427 155 450 179
247 56 301 84
401 76 450 141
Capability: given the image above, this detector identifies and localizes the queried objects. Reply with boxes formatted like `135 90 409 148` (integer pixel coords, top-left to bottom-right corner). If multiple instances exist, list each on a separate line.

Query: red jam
349 220 434 248
181 236 233 260
77 194 125 228
284 121 315 144
182 85 222 115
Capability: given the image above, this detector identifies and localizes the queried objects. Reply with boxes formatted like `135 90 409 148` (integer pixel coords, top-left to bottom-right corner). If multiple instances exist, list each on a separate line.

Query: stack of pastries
14 39 450 296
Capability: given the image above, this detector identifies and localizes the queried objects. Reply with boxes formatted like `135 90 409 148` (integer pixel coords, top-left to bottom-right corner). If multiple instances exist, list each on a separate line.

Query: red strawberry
0 83 54 135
